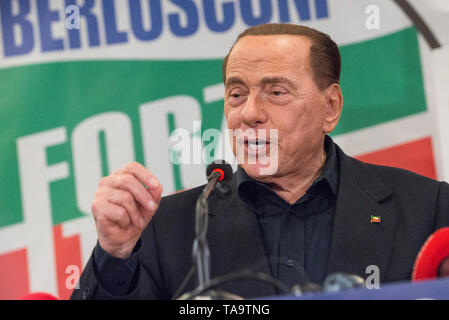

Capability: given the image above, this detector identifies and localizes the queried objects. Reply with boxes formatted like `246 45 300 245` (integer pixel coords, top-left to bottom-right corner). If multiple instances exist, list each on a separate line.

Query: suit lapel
206 179 276 297
327 147 398 282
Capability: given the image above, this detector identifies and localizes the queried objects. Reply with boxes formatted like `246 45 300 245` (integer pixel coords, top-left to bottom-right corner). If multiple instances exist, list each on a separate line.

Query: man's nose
241 93 268 127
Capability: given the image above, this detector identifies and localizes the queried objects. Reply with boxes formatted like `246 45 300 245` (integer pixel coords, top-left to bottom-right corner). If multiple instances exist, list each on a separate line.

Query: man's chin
240 162 279 181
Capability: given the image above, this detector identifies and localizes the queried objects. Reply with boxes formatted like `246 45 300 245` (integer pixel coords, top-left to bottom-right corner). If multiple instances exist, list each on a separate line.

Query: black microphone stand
183 170 242 299
192 173 216 289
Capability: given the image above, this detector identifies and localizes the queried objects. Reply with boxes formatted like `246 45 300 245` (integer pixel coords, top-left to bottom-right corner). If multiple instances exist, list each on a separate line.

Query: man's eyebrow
260 77 297 90
225 76 297 90
225 77 246 88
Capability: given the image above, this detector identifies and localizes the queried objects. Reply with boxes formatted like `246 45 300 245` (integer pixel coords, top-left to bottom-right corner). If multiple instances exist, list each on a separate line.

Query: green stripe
334 27 427 135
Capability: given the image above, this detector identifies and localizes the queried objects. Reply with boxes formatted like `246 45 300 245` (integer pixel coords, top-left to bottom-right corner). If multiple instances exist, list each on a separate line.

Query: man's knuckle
91 199 102 213
95 214 107 225
132 161 143 169
91 201 97 213
115 174 126 187
115 206 127 218
98 176 108 187
124 161 139 172
123 163 132 171
123 191 134 204
93 209 108 225
119 173 133 185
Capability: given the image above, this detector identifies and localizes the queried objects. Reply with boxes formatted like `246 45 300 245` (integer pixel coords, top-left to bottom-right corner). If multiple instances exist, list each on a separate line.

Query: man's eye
229 91 244 99
270 86 288 96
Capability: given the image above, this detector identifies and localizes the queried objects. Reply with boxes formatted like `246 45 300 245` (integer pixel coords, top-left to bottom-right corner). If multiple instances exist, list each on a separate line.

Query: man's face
224 35 338 182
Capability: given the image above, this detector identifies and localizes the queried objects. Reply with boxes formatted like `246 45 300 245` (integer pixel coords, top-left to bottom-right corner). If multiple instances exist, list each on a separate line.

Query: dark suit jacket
71 145 449 299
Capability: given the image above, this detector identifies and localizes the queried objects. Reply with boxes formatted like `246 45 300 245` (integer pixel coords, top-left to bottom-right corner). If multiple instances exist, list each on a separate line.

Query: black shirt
93 135 339 295
236 135 339 288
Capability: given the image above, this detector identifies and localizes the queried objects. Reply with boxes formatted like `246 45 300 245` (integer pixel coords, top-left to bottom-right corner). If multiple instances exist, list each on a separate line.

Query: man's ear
322 83 343 134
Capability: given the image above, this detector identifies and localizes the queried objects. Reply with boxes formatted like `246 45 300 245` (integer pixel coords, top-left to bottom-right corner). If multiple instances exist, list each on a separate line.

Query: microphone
291 273 365 297
193 160 233 291
204 160 233 197
412 227 449 281
206 160 233 180
322 273 365 293
20 292 59 300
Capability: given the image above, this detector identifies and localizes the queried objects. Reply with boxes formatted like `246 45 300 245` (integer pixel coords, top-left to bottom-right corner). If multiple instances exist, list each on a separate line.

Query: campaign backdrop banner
0 0 448 299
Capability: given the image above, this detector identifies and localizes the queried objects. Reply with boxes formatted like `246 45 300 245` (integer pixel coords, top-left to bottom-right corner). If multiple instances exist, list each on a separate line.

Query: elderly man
71 23 449 300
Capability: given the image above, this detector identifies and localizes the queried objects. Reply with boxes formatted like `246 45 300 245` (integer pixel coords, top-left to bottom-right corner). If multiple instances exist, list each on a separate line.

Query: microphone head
291 282 323 296
412 227 449 281
323 273 365 293
20 292 59 300
206 160 233 182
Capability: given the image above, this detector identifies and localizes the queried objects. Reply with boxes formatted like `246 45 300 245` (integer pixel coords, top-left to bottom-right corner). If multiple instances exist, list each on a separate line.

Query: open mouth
244 138 270 154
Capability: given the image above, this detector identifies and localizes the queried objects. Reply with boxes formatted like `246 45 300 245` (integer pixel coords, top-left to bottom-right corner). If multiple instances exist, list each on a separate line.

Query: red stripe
0 249 30 299
355 137 437 179
53 225 82 300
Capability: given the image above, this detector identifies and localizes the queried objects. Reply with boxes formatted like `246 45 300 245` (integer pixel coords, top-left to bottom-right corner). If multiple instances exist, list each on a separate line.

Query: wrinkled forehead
226 35 313 79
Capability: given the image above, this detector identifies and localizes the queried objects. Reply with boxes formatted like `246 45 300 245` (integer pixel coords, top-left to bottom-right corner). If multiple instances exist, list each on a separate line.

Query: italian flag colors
336 27 435 180
370 216 382 224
